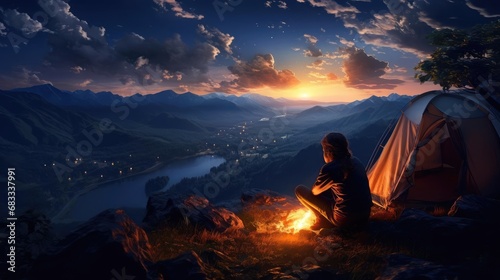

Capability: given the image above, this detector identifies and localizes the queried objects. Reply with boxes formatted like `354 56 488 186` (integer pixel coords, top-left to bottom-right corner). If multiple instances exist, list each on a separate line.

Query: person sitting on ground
295 132 373 231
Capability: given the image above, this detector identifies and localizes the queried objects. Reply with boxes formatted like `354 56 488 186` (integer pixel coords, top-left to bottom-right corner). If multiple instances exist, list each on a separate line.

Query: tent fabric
367 90 500 208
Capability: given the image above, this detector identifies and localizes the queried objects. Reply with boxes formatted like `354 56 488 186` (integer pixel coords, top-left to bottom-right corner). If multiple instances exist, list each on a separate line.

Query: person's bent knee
295 185 309 197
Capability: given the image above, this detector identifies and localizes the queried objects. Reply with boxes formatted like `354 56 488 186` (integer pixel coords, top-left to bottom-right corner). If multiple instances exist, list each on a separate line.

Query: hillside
0 90 196 216
9 190 500 280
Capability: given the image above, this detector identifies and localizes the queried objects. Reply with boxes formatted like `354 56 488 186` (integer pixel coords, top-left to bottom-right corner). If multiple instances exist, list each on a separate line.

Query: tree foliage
415 20 500 92
145 176 169 195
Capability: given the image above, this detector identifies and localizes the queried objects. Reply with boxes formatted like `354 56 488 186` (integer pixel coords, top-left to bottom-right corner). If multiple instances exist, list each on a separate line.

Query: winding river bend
63 155 225 222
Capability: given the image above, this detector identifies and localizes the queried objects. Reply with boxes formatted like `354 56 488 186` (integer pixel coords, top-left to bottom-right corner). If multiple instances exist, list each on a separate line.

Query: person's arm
311 164 344 195
312 182 343 195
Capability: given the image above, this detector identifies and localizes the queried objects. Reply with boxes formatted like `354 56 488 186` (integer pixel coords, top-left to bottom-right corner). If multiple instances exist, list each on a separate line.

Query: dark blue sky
0 0 498 101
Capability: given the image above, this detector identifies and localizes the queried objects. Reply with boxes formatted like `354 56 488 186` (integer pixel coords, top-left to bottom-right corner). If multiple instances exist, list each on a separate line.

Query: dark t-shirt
313 157 372 220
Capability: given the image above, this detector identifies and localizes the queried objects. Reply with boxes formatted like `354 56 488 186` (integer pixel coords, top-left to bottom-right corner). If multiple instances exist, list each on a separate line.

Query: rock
30 209 153 280
448 195 500 222
241 188 288 206
376 254 462 280
215 198 244 214
153 251 209 280
390 208 496 258
396 208 481 242
143 193 244 233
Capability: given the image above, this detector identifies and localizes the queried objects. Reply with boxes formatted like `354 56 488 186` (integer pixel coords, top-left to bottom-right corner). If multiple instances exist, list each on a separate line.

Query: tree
145 176 169 196
415 20 500 110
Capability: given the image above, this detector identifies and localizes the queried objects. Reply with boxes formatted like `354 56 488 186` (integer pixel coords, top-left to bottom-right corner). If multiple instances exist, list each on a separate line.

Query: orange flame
276 209 316 234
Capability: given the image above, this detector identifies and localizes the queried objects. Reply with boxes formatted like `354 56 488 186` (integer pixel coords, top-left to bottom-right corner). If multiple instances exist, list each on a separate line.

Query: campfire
254 208 316 234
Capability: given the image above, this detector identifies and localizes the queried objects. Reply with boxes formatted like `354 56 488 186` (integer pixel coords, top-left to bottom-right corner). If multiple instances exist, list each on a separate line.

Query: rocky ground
3 190 500 280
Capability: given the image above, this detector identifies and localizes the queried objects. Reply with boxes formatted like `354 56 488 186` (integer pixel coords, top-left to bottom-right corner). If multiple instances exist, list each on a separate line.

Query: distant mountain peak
156 89 178 95
13 83 60 93
355 93 410 104
386 93 406 101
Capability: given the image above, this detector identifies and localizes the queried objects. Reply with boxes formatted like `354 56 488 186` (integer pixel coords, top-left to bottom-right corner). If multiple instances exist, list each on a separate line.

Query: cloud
304 34 318 44
33 0 218 87
197 24 234 54
304 44 323 57
278 1 288 9
341 47 404 89
0 22 7 36
39 0 115 71
119 77 135 86
217 54 300 93
324 51 349 60
326 72 338 80
337 35 355 47
162 70 182 81
332 0 494 57
154 0 204 20
466 0 500 18
79 79 92 87
115 33 219 78
392 65 407 73
342 9 434 57
413 0 490 30
297 0 360 17
265 0 288 9
135 56 149 69
303 34 322 57
309 71 338 80
70 66 85 73
307 59 327 70
2 9 44 36
0 67 52 88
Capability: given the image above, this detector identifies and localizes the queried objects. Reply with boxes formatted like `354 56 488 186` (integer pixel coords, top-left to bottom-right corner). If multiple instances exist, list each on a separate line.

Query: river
62 155 225 222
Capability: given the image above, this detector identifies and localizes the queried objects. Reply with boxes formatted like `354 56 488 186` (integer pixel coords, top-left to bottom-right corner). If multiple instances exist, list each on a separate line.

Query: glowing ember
277 209 316 234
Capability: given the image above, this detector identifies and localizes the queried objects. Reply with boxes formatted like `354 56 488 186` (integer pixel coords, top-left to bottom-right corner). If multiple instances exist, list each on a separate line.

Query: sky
0 0 499 102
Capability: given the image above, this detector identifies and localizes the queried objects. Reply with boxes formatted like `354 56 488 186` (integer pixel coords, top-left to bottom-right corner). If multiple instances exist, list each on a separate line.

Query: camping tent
367 90 500 208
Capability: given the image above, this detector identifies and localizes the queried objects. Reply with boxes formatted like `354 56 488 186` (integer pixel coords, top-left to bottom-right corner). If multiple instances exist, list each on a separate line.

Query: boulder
448 195 500 222
241 188 288 206
30 209 153 280
143 193 244 233
376 254 462 280
391 208 491 257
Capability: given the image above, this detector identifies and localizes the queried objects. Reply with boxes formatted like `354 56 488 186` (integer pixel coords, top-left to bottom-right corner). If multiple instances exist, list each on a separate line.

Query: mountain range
1 83 413 162
10 83 337 111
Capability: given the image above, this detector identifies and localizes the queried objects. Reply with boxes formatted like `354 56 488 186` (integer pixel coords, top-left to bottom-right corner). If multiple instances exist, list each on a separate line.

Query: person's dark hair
321 132 352 160
321 132 353 180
